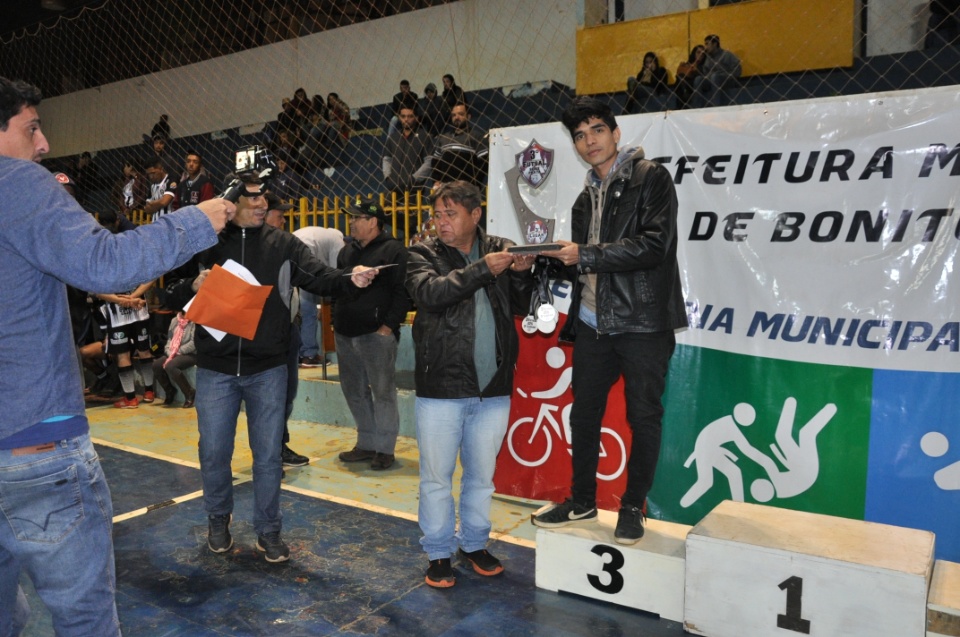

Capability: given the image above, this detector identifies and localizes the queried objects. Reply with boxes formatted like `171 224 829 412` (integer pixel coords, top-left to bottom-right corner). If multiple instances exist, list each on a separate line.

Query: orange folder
185 264 273 340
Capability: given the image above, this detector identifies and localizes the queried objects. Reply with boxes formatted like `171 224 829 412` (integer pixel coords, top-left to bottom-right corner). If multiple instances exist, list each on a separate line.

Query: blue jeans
335 332 400 455
298 290 320 359
196 366 286 535
0 434 120 636
415 396 509 560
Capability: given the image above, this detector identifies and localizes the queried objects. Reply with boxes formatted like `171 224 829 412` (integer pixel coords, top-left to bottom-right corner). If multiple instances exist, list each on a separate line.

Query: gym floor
20 369 686 636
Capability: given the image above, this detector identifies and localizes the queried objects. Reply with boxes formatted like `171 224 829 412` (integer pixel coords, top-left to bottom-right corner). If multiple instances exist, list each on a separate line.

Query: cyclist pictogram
509 346 627 481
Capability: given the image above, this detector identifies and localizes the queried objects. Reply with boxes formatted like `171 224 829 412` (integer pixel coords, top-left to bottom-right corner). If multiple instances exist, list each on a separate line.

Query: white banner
488 87 960 373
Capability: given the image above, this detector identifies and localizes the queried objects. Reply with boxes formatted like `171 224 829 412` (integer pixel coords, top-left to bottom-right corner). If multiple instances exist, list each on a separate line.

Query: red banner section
494 315 632 511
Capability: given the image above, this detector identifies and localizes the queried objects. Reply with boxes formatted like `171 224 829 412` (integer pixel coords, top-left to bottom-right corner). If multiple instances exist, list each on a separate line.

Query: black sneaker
299 355 323 368
458 548 504 576
614 504 645 545
281 444 309 467
207 514 233 553
338 447 376 462
424 558 456 588
256 531 290 563
532 499 597 528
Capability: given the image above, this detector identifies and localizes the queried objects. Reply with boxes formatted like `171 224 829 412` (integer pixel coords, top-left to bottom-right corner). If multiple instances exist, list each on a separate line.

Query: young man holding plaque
532 96 687 544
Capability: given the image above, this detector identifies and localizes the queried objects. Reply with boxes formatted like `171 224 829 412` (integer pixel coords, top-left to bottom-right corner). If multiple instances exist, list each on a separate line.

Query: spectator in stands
119 158 149 217
152 134 179 178
75 150 102 203
392 79 419 117
441 73 466 119
270 129 302 173
327 92 352 139
143 155 176 221
174 150 215 209
311 93 329 122
422 102 488 189
151 113 170 141
625 52 669 114
926 0 960 48
673 44 705 110
335 196 411 471
0 76 234 637
420 82 445 137
383 105 432 195
291 87 311 119
277 97 298 141
269 152 304 201
694 34 742 107
153 311 197 408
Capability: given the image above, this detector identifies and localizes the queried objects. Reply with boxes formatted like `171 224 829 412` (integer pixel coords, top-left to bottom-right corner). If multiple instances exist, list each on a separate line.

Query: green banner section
650 345 873 525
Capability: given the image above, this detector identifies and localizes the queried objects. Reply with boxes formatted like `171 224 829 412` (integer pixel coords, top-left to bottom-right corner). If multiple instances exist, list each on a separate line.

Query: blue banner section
865 370 960 561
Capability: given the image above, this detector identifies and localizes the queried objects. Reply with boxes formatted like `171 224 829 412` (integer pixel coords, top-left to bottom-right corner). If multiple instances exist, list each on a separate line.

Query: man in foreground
0 76 234 637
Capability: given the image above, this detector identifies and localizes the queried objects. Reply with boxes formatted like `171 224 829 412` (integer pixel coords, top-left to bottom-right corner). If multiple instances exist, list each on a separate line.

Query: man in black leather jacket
405 181 533 588
533 96 687 544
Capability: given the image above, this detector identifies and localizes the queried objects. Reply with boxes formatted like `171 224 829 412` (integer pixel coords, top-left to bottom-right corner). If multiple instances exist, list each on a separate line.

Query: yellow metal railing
129 190 437 247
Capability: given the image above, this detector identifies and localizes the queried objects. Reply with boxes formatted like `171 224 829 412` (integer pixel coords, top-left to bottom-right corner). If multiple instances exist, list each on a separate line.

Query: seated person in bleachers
419 83 445 137
694 34 742 107
625 52 669 114
674 45 705 110
269 153 304 202
419 102 488 190
152 311 197 408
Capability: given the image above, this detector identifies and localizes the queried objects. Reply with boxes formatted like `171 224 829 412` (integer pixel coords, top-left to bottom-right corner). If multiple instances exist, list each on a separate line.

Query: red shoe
113 396 139 409
142 390 155 403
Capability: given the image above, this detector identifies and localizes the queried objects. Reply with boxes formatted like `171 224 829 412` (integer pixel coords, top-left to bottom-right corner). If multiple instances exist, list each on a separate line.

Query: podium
929 560 960 637
535 509 689 622
683 500 934 637
534 500 952 636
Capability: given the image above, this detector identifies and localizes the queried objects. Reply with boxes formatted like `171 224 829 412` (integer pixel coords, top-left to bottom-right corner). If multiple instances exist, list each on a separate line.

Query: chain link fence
2 0 958 240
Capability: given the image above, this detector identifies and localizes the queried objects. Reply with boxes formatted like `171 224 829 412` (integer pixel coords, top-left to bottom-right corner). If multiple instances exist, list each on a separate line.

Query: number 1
777 575 811 634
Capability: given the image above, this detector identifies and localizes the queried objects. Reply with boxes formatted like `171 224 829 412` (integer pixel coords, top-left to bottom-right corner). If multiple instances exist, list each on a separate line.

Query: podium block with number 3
683 501 934 637
535 509 689 622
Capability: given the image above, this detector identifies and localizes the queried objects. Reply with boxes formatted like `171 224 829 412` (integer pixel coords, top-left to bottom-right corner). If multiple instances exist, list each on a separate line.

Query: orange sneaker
142 390 155 403
113 396 139 409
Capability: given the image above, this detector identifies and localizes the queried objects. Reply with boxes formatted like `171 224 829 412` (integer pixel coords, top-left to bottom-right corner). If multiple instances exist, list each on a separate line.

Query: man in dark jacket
168 180 376 564
533 96 687 544
405 181 534 588
334 196 411 470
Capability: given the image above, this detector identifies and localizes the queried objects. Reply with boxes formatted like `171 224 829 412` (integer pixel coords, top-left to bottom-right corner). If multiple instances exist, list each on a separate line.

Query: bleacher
71 45 960 228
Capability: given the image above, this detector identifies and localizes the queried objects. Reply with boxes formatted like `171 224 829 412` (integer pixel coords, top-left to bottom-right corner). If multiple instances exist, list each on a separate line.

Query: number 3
587 545 625 594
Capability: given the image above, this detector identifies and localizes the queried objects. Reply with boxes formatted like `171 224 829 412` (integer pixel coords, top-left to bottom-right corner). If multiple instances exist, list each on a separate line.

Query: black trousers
569 320 676 509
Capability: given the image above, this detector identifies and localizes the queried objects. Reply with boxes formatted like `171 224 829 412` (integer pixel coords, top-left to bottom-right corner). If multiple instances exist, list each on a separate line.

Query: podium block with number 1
683 500 934 637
